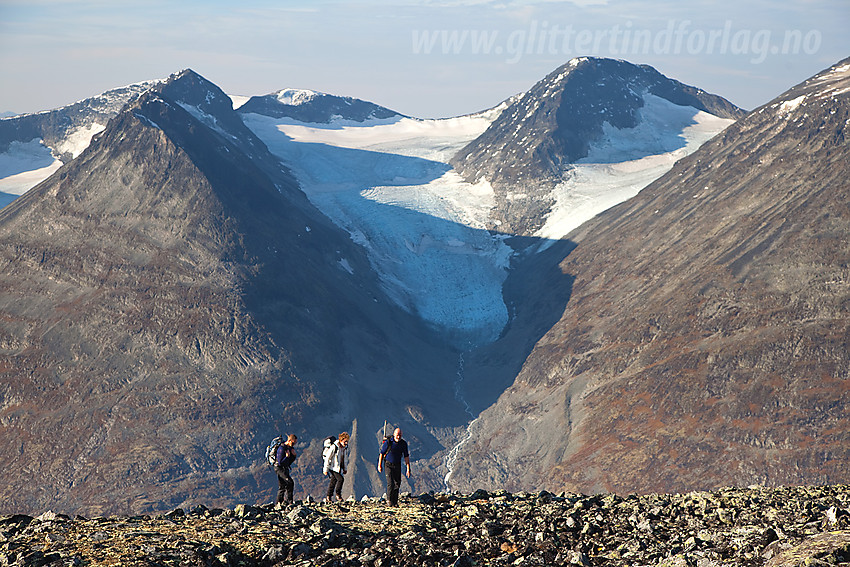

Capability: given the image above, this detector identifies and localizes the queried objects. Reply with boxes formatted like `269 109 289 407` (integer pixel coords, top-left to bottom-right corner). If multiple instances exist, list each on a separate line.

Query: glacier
240 95 733 348
241 110 514 347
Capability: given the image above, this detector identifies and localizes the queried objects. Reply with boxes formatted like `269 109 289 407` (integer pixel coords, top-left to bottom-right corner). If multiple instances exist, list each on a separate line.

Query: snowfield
0 139 62 206
242 96 732 347
536 95 735 244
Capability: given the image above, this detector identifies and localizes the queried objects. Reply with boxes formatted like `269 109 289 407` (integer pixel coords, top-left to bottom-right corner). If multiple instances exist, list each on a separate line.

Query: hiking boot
324 496 333 504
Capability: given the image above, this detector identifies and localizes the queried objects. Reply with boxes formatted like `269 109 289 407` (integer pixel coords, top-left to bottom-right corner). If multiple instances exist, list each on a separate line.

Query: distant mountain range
0 57 847 516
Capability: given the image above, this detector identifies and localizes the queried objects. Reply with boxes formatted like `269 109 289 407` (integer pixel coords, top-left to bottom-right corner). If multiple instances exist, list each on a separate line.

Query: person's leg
283 469 295 503
385 463 395 504
334 471 345 500
387 463 401 505
326 474 336 501
276 469 287 504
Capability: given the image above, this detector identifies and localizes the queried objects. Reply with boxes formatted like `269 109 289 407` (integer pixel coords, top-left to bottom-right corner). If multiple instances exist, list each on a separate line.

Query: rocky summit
2 486 849 567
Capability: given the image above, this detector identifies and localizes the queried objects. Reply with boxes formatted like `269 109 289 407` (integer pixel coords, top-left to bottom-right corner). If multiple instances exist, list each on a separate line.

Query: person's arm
404 455 411 478
378 438 388 472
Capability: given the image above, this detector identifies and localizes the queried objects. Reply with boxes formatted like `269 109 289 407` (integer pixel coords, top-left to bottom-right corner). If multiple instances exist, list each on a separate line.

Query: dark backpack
265 436 283 467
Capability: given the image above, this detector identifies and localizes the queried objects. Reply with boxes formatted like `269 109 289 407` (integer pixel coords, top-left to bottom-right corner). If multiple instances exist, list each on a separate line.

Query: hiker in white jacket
323 432 349 502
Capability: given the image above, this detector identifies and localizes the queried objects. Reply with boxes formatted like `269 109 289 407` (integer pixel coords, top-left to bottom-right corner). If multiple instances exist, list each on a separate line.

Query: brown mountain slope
450 58 850 494
0 72 462 515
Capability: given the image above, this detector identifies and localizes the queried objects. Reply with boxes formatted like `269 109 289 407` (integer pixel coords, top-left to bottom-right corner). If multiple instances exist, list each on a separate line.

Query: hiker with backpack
272 434 298 505
378 427 410 507
322 432 350 502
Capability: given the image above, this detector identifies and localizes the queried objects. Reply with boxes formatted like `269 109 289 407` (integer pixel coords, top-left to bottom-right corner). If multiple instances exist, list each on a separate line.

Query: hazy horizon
1 0 848 119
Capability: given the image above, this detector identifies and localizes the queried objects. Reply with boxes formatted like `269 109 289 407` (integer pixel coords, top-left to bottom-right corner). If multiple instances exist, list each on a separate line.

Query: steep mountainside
449 58 850 495
0 71 465 516
451 57 745 235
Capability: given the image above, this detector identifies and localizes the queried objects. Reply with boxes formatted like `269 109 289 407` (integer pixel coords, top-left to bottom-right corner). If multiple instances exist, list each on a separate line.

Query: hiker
323 432 350 502
378 427 410 506
275 434 298 505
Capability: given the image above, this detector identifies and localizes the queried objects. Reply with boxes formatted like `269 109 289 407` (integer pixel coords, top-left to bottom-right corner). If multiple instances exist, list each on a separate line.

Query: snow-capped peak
274 88 325 106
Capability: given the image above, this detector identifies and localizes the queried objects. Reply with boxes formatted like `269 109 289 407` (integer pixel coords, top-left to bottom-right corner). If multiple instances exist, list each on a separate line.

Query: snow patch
55 123 106 158
778 95 807 116
133 112 161 130
177 102 230 138
338 258 354 274
0 139 62 196
275 88 323 106
535 94 734 243
228 94 251 109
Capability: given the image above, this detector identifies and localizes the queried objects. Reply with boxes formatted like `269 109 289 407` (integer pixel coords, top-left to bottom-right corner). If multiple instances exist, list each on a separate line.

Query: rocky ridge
1 486 849 566
0 81 157 161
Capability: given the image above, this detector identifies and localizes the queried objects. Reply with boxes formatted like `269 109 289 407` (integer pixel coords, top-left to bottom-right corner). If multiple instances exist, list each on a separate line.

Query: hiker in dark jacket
275 434 298 505
378 428 410 506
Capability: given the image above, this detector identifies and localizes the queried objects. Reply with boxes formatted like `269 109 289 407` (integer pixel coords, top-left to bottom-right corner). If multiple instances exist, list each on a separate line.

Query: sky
1 0 848 119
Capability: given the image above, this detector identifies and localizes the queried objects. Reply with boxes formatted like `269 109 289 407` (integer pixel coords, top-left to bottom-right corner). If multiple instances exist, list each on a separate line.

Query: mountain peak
238 88 403 124
155 69 234 116
272 88 325 106
450 57 744 235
